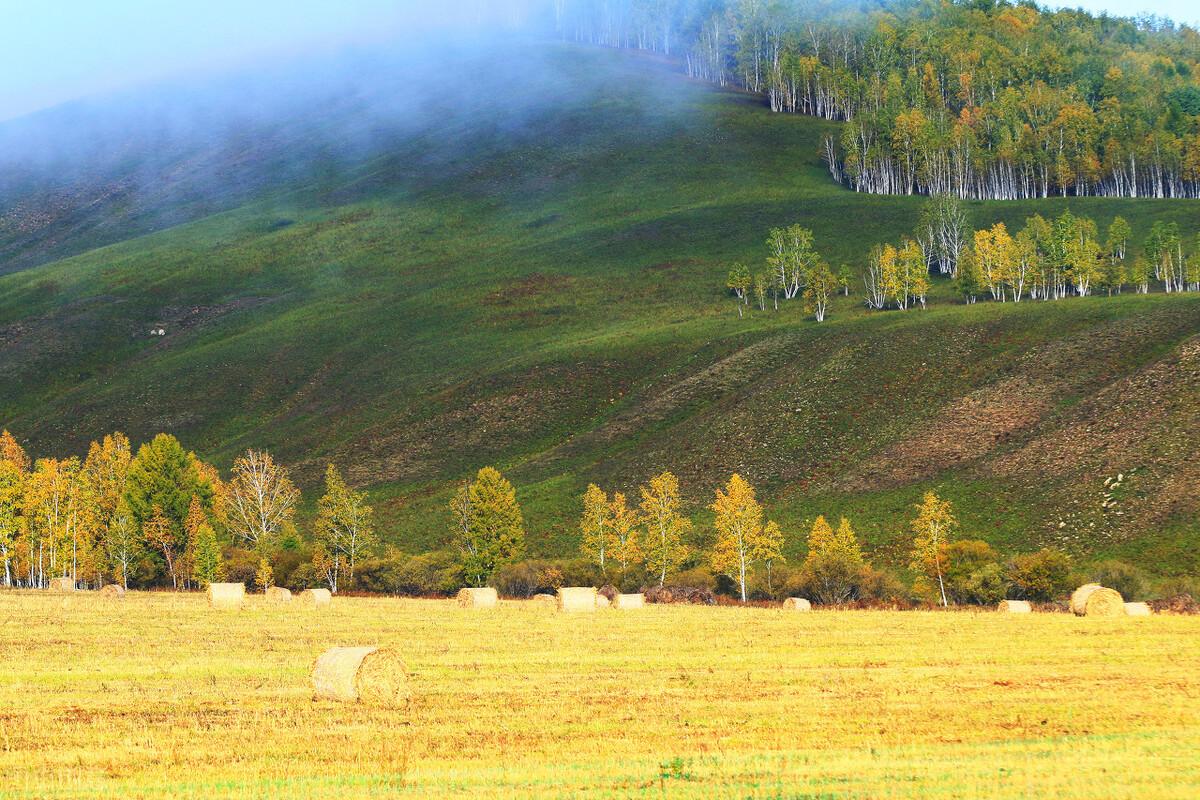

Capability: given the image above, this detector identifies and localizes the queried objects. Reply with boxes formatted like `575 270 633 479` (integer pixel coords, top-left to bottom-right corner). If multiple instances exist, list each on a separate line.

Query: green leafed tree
451 466 525 587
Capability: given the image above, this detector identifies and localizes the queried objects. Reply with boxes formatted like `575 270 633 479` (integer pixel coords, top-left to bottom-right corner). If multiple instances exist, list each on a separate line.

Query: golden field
0 592 1197 799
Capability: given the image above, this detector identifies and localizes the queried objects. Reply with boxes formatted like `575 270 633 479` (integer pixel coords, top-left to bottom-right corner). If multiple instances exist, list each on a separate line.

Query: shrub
941 540 1006 605
1153 575 1200 600
1007 549 1072 601
286 563 324 591
223 547 260 585
856 566 907 604
1091 560 1148 601
394 550 463 596
493 560 564 597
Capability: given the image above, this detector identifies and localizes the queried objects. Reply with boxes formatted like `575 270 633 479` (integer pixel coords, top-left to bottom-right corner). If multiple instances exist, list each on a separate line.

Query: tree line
0 430 1167 605
452 464 1085 606
726 196 1200 319
0 431 371 592
550 0 1200 200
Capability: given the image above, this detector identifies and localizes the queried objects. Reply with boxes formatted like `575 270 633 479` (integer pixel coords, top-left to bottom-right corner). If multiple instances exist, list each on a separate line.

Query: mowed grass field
1 592 1197 798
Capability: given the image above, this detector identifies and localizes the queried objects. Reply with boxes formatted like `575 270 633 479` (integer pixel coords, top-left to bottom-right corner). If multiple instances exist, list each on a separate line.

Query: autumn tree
451 466 525 587
639 471 691 587
0 430 30 475
766 224 818 300
803 259 838 322
710 474 772 602
973 223 1016 301
105 498 139 590
801 515 864 605
226 450 300 552
579 483 613 576
0 460 22 587
143 505 180 589
255 558 274 591
608 491 641 585
315 464 374 592
910 491 958 607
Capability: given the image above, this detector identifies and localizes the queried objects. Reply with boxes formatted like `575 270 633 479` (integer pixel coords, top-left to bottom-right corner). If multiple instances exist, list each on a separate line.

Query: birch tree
226 450 300 552
608 491 641 584
639 471 691 587
579 483 612 576
709 474 764 602
910 491 958 607
315 464 374 591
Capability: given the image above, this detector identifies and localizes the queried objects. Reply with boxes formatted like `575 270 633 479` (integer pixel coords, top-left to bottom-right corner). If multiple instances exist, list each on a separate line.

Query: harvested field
0 592 1196 798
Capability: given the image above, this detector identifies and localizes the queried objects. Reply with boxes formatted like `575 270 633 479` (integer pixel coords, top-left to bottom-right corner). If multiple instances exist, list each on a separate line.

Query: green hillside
1 43 1198 574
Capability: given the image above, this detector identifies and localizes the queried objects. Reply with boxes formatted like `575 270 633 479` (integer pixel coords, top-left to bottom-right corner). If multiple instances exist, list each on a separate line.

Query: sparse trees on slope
452 466 525 587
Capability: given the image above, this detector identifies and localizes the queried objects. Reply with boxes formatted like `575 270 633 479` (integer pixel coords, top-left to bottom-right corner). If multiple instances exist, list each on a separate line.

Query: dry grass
0 591 1197 798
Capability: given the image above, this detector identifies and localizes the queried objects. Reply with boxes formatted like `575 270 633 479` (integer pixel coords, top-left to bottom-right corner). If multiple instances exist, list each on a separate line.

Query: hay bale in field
613 593 645 610
300 588 332 607
46 577 75 593
531 593 557 606
595 593 611 609
311 646 409 708
265 586 293 604
207 582 245 609
557 586 597 612
998 600 1032 613
1070 583 1124 617
782 597 811 611
98 584 126 598
456 587 498 608
1124 602 1152 617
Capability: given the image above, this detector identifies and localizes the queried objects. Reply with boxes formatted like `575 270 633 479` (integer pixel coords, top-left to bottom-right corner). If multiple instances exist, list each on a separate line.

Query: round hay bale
595 593 611 609
207 582 245 609
998 600 1032 613
265 586 293 604
300 588 332 607
98 584 126 598
557 586 597 613
531 593 557 606
456 587 498 608
311 646 409 708
47 577 75 593
1124 602 1152 617
613 593 645 610
782 597 811 611
1070 584 1124 617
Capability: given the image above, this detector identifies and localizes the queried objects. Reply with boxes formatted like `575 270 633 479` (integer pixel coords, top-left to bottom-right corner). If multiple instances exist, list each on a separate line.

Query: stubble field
0 591 1197 799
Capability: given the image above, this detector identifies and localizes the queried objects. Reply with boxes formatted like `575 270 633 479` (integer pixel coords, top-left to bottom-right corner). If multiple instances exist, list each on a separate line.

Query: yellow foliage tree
910 491 958 607
639 471 690 588
607 491 641 584
579 483 613 576
802 515 864 604
710 474 783 602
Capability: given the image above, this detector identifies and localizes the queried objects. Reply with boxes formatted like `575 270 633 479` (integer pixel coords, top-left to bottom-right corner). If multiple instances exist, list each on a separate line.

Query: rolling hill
1 40 1197 575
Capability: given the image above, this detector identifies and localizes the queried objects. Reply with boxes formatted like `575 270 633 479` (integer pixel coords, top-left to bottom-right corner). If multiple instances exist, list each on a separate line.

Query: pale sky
0 1 1195 122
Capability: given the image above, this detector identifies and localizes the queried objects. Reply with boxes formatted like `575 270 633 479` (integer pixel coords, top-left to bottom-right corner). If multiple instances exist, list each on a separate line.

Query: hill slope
0 42 1197 573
